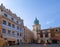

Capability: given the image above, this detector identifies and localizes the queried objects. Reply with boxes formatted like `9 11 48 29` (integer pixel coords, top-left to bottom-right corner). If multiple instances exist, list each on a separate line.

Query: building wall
0 4 24 44
24 26 34 43
33 24 41 41
36 27 60 44
50 27 60 40
36 29 51 43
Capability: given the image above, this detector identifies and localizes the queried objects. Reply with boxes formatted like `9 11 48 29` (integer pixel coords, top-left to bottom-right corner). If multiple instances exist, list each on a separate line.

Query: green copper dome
34 18 39 25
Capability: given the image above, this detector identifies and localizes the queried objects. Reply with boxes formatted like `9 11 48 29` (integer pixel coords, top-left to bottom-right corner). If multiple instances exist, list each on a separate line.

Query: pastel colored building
24 26 34 43
0 4 24 44
32 18 60 44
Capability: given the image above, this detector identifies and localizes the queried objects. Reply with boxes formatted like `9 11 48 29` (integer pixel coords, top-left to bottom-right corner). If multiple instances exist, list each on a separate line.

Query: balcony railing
2 33 23 39
2 24 20 32
2 33 16 38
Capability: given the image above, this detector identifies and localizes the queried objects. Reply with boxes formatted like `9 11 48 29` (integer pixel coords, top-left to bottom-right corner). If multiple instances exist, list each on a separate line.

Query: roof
34 18 39 25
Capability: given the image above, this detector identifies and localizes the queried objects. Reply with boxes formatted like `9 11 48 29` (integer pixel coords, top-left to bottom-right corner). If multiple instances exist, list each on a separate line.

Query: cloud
0 0 10 9
0 0 5 3
46 20 54 25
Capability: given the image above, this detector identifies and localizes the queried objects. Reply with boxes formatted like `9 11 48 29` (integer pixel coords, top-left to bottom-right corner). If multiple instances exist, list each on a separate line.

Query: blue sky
0 0 60 30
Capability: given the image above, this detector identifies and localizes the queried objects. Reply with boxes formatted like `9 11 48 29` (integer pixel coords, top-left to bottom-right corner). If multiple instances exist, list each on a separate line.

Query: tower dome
34 18 39 25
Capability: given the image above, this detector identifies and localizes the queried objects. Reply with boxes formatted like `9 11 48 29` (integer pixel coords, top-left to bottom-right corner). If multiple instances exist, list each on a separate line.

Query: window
17 21 18 23
12 24 15 28
40 31 43 37
45 32 48 37
20 33 22 36
20 28 22 31
1 9 3 11
2 29 6 33
12 31 14 34
17 26 19 30
8 30 11 34
17 33 19 36
8 22 11 27
40 33 43 37
3 20 7 25
12 31 15 35
11 17 14 20
55 29 58 32
4 13 7 17
56 29 58 32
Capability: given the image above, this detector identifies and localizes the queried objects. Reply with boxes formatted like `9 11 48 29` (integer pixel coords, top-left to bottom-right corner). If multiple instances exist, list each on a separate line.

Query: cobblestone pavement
8 44 60 47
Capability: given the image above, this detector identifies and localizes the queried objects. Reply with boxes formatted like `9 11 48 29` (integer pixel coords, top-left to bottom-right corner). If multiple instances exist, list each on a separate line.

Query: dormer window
4 13 7 17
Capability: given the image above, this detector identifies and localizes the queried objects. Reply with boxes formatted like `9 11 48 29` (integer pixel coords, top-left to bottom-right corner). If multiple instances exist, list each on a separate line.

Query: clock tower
33 18 41 42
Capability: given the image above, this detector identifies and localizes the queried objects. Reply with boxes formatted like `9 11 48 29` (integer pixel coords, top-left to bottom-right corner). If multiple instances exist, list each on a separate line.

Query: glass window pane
2 29 6 33
8 22 11 27
8 30 11 34
3 20 6 25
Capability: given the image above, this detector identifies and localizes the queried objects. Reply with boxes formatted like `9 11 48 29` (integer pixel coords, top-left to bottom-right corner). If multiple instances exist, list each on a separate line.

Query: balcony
2 24 19 32
2 33 16 38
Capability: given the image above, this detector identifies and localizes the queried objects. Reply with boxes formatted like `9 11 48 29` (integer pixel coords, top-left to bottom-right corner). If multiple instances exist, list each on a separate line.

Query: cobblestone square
9 44 60 47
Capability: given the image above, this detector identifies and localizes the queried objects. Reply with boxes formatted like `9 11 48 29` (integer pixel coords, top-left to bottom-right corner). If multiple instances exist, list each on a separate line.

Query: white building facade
0 4 24 44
